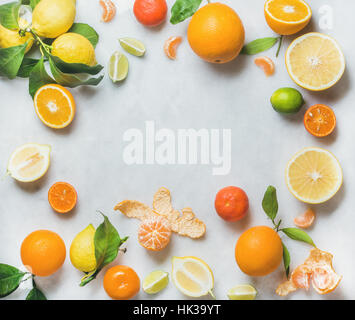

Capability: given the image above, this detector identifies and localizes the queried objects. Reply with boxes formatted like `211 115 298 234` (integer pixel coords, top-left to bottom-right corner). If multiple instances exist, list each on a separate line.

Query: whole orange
133 0 167 27
103 265 140 300
235 226 283 276
21 230 66 277
187 3 245 64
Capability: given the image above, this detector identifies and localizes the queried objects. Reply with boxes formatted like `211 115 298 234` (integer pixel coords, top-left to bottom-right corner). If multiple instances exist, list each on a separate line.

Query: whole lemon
187 3 245 64
0 18 33 52
70 224 97 272
32 0 76 38
51 33 97 66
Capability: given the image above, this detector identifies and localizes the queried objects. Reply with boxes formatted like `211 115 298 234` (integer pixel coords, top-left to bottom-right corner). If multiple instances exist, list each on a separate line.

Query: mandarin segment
164 36 182 60
294 208 315 228
100 0 116 22
254 56 275 76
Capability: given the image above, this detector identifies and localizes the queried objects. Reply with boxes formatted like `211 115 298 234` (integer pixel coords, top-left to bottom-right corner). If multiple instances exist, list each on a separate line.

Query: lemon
286 147 343 204
119 38 146 57
286 33 345 91
0 18 33 52
143 270 169 294
32 0 76 38
227 284 257 300
172 256 214 298
51 33 97 66
108 51 129 82
70 224 97 273
7 143 51 183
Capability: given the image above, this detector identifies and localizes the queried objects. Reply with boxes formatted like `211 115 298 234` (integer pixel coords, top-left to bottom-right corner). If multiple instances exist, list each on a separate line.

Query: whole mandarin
133 0 167 27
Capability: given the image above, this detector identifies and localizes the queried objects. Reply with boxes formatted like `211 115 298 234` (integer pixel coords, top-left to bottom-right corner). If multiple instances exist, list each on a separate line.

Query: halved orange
294 208 315 228
164 36 182 60
34 84 76 129
254 56 275 76
48 182 77 214
304 104 336 137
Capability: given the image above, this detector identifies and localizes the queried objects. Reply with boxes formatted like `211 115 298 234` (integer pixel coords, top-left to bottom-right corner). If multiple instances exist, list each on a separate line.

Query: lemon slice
108 51 129 82
286 147 342 204
172 256 214 298
119 38 146 57
7 143 51 182
143 270 169 294
227 284 257 300
286 32 345 91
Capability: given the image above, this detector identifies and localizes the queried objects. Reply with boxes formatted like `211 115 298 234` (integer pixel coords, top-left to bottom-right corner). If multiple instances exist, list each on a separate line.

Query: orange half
304 104 336 137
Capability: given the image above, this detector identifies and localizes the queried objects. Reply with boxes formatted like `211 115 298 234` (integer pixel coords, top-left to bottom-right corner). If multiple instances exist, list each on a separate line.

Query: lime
270 87 304 114
143 270 169 294
119 38 146 57
227 284 257 300
108 51 129 82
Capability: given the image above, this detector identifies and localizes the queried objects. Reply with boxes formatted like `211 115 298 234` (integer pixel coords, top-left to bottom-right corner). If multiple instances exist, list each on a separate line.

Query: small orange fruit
187 3 245 64
133 0 167 27
235 226 283 276
100 0 116 22
164 36 182 60
103 265 140 300
264 0 312 35
138 215 171 251
48 182 77 214
34 84 76 129
304 104 336 137
21 230 66 277
254 56 275 76
294 208 315 228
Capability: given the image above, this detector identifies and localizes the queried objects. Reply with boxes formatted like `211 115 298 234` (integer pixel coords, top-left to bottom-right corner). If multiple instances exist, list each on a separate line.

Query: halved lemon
172 256 214 298
286 33 345 91
286 147 342 204
227 284 257 300
7 143 51 182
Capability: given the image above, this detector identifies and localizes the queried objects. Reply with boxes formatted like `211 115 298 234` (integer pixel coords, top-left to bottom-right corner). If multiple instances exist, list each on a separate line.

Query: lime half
143 270 169 294
108 51 129 82
119 37 146 57
227 284 257 300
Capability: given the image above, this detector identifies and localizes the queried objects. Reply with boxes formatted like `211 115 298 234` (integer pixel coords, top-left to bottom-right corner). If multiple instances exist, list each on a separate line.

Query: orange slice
294 208 315 228
48 182 77 214
304 104 336 137
164 36 182 60
254 56 275 76
34 84 75 129
138 215 171 251
264 0 312 35
100 0 116 23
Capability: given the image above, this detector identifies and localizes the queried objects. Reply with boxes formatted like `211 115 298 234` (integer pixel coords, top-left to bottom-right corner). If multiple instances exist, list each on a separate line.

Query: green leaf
0 264 26 298
0 42 27 79
282 242 290 278
28 57 55 98
17 57 39 78
49 54 103 75
281 228 316 247
0 2 20 30
69 23 99 48
241 37 279 55
262 185 278 222
26 287 47 300
170 0 202 24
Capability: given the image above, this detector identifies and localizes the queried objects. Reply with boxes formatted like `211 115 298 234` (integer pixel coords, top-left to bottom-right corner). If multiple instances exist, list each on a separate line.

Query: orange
254 56 275 76
138 215 171 251
103 265 140 300
164 36 182 60
21 230 66 277
294 208 315 228
235 226 283 276
264 0 312 35
100 0 116 22
187 3 245 64
133 0 167 27
34 84 76 129
48 182 77 214
304 104 336 137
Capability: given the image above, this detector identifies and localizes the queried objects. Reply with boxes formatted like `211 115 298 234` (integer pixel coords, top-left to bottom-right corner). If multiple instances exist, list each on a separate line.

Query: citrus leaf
282 242 290 278
170 0 202 24
262 185 278 222
49 54 103 75
0 42 27 79
281 228 316 247
69 23 99 48
0 264 26 298
17 57 39 78
28 56 55 98
26 287 47 300
241 37 279 55
0 2 20 30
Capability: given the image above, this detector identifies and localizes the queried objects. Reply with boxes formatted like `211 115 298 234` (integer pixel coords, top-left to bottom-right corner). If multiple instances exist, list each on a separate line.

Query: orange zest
138 215 171 251
164 36 182 60
294 208 315 228
304 104 336 137
100 0 116 23
48 182 77 214
34 84 76 129
254 56 275 76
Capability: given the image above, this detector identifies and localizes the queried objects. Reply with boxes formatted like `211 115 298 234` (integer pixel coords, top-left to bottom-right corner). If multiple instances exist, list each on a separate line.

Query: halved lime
119 38 146 57
143 270 169 294
227 284 257 300
108 51 129 82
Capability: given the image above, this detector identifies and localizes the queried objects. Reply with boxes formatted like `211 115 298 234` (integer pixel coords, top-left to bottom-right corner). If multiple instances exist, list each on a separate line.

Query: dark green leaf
0 2 20 30
49 54 103 75
28 57 55 98
69 23 99 48
0 42 27 79
170 0 202 24
262 185 278 222
26 287 47 300
0 264 26 298
281 228 316 247
17 57 39 77
241 37 279 55
282 242 290 278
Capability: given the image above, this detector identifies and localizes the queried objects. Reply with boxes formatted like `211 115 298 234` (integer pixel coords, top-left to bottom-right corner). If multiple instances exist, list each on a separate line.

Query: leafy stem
27 28 52 54
276 35 283 57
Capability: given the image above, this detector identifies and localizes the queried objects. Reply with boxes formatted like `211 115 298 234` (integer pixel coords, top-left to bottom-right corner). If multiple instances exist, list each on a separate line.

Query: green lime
227 284 257 300
108 51 129 83
119 38 146 57
270 87 304 114
143 270 169 294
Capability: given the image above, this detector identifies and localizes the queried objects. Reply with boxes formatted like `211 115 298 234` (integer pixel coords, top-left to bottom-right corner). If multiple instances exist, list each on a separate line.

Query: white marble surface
0 0 354 300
